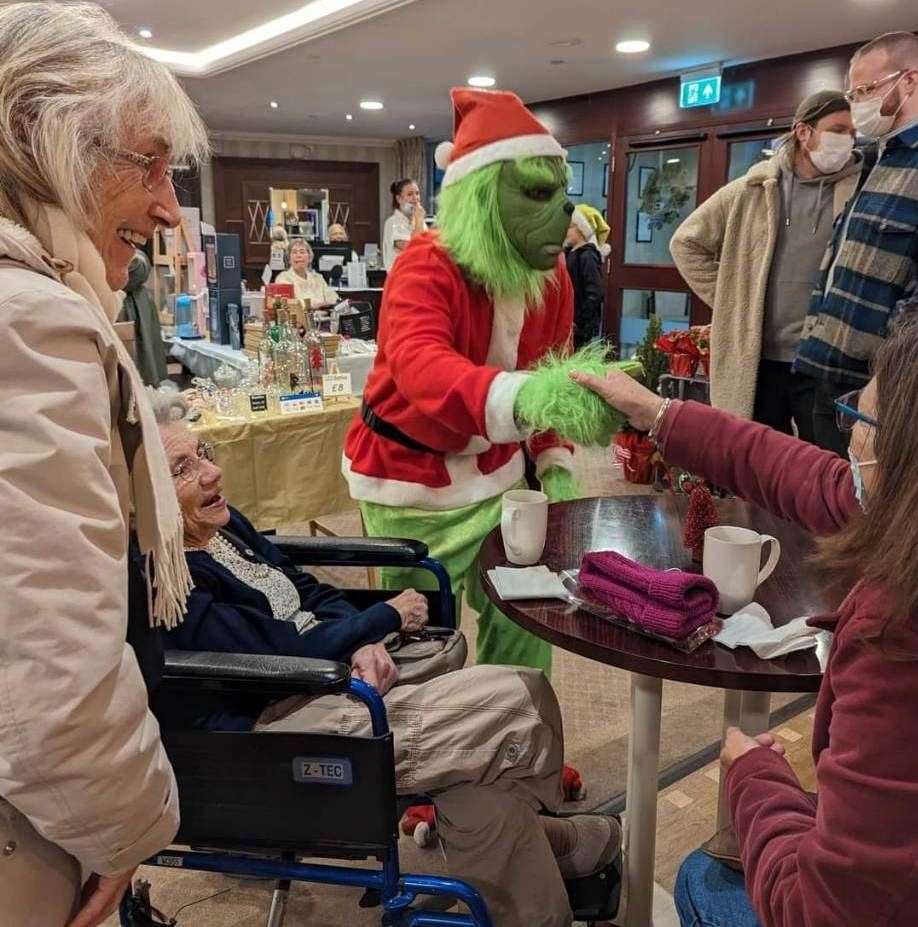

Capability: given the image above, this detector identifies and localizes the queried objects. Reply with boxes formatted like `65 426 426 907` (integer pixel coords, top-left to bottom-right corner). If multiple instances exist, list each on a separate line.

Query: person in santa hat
344 87 637 674
565 203 610 347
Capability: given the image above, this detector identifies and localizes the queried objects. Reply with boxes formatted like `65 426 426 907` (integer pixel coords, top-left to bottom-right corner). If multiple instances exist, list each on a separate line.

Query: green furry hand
514 345 643 446
540 466 580 503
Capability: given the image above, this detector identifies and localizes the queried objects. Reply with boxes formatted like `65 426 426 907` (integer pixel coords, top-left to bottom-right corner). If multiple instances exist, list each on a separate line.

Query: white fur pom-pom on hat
434 140 455 171
436 87 565 188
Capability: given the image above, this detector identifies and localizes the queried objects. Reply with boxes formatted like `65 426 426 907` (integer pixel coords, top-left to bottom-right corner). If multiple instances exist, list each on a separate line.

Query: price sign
249 393 268 413
322 372 352 399
279 391 324 415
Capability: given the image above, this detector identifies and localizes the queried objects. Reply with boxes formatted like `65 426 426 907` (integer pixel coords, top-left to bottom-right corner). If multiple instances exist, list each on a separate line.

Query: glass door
607 133 707 356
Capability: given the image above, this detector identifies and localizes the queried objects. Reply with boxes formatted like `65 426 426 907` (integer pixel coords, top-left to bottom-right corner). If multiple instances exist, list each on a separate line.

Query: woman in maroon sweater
572 320 918 927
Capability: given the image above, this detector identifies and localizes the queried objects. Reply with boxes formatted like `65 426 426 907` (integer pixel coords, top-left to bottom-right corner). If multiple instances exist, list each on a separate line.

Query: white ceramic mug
501 489 549 566
703 525 781 616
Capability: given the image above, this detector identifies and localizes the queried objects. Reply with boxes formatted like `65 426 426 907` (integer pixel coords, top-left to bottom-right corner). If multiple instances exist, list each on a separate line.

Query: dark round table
479 495 828 927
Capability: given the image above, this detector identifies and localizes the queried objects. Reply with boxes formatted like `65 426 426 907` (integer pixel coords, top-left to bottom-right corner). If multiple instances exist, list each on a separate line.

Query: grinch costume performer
344 88 635 673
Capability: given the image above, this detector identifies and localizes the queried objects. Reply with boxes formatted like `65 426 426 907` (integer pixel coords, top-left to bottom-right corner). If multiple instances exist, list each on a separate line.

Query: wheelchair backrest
164 729 399 857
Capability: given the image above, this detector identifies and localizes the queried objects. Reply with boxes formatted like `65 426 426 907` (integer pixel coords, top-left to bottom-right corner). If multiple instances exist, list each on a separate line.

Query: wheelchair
122 535 621 926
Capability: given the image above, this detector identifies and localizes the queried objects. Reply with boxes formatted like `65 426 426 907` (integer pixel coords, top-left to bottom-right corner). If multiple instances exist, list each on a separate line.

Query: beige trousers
257 664 573 927
0 799 80 926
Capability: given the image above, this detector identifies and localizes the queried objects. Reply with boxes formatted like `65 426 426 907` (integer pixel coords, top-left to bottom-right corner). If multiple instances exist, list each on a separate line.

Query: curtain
395 137 426 203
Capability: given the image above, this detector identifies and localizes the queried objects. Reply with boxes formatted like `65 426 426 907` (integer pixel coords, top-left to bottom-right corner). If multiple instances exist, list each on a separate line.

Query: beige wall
202 131 399 244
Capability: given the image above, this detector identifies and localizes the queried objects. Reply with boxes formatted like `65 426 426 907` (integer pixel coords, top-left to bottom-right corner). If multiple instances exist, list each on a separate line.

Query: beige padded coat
669 151 859 418
0 219 179 879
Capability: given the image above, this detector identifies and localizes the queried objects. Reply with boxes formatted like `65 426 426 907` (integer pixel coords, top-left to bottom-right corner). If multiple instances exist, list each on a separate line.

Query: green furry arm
514 345 643 446
540 466 580 503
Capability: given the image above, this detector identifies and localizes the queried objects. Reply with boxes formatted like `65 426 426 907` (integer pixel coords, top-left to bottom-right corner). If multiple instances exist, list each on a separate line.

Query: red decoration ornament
683 483 718 562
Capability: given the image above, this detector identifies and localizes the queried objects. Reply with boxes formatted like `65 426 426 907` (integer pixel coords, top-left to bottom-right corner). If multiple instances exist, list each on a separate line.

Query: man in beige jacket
670 91 861 440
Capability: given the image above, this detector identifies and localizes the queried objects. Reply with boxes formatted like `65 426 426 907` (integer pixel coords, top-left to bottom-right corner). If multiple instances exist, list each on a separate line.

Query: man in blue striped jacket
794 31 918 455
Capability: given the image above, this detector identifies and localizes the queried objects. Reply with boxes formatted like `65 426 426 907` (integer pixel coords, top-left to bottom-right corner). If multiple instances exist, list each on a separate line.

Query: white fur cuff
535 446 574 477
485 371 531 444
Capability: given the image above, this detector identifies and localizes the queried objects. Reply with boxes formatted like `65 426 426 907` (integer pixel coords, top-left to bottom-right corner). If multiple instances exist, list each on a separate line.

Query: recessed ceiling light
269 100 279 109
138 27 153 39
345 113 353 120
360 100 384 110
616 39 650 54
409 123 416 130
549 37 582 48
666 157 681 164
468 75 496 88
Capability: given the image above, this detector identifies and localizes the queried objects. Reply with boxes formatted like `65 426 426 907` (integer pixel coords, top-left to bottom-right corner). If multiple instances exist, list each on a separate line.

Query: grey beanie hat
794 89 850 127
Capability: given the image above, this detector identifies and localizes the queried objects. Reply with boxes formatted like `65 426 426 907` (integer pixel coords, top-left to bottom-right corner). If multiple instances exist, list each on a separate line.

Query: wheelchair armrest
163 650 350 696
272 536 428 567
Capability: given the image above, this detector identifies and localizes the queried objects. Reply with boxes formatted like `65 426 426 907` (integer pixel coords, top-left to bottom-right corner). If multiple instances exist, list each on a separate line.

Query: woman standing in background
383 178 425 269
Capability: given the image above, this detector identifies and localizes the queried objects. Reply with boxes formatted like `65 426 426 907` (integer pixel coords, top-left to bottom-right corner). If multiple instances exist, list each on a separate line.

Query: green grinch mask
437 155 574 304
497 158 573 271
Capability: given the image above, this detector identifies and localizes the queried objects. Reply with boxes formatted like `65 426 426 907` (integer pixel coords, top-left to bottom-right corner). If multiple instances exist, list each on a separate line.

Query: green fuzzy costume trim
540 466 581 503
436 157 565 304
515 344 644 446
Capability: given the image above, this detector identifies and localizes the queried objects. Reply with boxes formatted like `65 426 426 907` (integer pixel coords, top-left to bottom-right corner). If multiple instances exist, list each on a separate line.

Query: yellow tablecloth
191 397 359 530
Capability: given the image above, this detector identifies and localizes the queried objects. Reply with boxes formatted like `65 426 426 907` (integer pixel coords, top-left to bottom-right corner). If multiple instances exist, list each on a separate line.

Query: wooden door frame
605 115 793 350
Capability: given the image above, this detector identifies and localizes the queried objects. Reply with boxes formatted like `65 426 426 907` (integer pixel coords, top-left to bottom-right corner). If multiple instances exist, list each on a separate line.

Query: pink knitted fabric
579 550 719 640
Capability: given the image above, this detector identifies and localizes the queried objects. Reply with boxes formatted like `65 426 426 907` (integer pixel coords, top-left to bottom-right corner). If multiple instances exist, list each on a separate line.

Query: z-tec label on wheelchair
293 756 353 786
154 855 185 868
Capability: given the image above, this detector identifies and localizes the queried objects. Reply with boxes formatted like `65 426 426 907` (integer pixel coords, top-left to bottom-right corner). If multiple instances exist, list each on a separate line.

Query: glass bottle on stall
272 310 300 394
302 328 326 393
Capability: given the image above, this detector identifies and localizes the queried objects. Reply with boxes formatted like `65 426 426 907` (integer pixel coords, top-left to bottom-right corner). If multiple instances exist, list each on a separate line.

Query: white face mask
850 73 909 139
400 201 416 217
808 131 855 174
848 449 877 509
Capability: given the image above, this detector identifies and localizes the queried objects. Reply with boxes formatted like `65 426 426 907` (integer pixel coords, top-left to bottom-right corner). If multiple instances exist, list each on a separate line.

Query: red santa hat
434 87 566 188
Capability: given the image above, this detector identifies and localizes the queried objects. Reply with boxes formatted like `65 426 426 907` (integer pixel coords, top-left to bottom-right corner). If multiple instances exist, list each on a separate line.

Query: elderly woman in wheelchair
149 400 621 927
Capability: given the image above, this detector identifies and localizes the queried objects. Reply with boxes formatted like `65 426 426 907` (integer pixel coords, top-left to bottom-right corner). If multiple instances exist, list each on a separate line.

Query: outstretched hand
569 367 664 433
514 345 643 447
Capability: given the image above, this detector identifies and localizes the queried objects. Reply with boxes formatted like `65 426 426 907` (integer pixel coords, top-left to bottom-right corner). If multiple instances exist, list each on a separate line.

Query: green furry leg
360 492 552 676
515 344 644 446
540 465 580 503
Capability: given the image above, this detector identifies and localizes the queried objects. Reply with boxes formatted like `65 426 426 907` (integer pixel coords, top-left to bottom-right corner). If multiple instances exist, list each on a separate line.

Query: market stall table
190 397 360 531
167 336 376 393
479 495 825 927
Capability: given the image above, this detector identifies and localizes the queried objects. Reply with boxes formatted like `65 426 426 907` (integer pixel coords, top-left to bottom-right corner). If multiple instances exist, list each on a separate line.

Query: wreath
639 162 694 229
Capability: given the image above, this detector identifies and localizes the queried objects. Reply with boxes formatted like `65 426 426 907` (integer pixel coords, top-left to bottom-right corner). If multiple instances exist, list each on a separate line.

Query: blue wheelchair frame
138 683 491 926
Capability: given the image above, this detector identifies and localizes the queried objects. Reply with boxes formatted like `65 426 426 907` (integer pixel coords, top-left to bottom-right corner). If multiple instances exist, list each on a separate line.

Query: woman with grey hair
275 237 341 307
0 3 208 925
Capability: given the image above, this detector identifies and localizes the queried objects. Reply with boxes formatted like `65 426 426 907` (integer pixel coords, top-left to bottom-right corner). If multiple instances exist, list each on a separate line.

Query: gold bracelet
647 398 672 443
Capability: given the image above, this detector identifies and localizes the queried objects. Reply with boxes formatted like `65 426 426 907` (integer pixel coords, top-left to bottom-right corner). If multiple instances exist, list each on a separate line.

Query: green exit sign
680 75 722 108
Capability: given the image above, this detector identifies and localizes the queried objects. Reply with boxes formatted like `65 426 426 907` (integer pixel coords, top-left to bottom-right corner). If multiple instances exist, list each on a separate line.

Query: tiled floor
103 446 817 925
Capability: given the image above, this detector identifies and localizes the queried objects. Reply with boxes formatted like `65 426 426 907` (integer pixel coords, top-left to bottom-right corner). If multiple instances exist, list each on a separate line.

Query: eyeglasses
834 390 878 433
171 442 216 482
844 69 905 103
111 149 185 192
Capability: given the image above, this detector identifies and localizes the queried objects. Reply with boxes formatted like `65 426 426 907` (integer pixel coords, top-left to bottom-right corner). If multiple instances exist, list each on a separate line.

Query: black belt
361 402 439 455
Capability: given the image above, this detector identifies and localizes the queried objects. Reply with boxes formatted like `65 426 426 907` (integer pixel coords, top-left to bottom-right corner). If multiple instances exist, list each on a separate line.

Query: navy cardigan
166 507 400 662
153 508 401 729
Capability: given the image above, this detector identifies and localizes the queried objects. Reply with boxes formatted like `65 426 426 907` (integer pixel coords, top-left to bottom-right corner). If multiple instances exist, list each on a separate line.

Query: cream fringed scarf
25 200 192 628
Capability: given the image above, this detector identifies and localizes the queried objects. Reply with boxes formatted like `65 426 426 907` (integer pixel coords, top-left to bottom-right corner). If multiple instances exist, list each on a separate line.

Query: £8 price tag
322 372 352 398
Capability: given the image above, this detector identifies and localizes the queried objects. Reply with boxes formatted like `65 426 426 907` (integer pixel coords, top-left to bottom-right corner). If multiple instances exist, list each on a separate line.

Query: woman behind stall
571 319 918 927
382 177 425 269
275 237 340 308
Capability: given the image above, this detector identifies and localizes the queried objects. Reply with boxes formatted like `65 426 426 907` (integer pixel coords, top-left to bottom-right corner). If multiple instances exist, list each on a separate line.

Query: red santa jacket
343 232 574 510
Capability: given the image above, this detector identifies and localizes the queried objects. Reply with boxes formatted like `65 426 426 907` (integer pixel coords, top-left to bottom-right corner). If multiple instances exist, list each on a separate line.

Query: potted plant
614 316 666 484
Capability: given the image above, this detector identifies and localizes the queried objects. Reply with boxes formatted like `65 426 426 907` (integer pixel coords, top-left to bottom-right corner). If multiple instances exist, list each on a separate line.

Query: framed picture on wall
567 161 584 197
636 211 653 243
638 165 655 196
602 164 609 197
